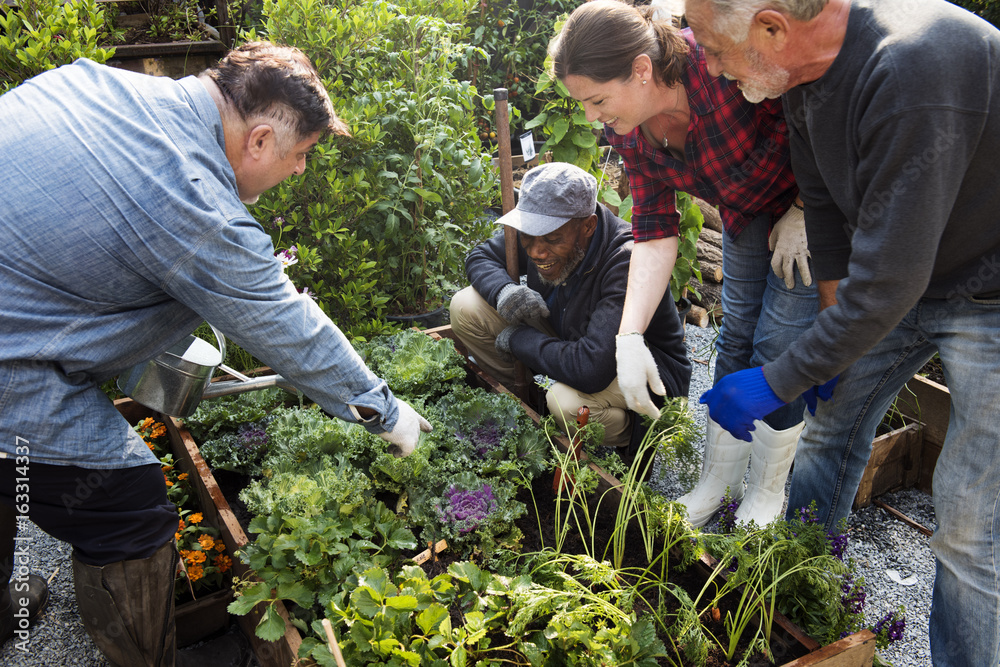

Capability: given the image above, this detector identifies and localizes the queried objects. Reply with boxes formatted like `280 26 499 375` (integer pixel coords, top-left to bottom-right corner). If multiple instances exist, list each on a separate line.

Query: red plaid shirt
607 29 797 242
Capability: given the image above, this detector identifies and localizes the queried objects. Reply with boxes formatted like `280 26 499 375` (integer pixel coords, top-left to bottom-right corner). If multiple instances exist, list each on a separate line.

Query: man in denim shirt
0 42 430 665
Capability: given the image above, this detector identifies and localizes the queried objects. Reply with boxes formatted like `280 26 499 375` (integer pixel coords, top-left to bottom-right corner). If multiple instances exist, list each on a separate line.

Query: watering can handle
207 322 227 364
205 323 254 383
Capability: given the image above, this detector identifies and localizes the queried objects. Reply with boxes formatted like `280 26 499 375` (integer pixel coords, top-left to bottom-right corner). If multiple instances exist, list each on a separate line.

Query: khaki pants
450 286 632 447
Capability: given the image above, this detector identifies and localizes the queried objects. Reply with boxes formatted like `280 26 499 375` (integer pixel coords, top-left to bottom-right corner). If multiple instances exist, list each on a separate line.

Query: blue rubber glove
699 367 786 442
801 375 840 415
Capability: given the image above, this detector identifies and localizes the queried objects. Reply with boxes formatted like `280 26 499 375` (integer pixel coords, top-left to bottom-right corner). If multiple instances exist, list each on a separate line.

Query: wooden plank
781 629 876 666
897 375 948 495
166 407 300 666
853 421 922 510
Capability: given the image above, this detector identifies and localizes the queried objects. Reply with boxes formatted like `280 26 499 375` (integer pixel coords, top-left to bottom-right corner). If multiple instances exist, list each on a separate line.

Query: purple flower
718 494 740 533
840 574 866 614
276 246 298 269
828 531 849 560
436 484 497 534
271 216 286 229
300 287 316 300
797 506 818 524
873 612 905 642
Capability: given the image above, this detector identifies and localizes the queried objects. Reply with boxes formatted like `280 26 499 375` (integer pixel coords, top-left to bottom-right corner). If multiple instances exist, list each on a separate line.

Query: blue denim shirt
0 60 398 468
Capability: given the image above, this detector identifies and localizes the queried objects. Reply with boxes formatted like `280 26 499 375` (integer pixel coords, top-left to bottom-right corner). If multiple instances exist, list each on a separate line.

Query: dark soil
919 355 946 386
211 468 255 536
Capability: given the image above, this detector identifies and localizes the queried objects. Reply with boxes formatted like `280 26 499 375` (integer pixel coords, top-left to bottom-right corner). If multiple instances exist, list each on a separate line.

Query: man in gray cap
450 161 691 448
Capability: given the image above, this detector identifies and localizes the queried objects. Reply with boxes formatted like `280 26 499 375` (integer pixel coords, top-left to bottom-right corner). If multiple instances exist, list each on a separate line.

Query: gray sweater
766 0 1000 400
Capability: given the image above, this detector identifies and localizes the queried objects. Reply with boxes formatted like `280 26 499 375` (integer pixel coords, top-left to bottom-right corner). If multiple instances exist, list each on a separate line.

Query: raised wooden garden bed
852 375 949 509
120 326 887 666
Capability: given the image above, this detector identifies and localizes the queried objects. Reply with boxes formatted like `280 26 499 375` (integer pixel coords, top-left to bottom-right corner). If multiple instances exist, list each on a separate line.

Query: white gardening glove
769 205 812 289
496 283 549 324
378 398 433 457
615 332 666 420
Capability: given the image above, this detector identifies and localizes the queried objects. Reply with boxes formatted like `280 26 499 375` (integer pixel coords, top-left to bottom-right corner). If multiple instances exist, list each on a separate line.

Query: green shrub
242 0 497 336
0 0 115 93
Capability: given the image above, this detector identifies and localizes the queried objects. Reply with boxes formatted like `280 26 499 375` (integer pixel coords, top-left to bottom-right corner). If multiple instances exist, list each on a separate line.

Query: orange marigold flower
174 532 182 542
140 417 154 429
178 518 186 531
198 535 215 550
177 473 189 481
214 542 226 552
213 555 232 573
187 564 204 581
165 479 174 488
189 513 203 524
179 549 193 561
187 550 207 565
147 442 155 451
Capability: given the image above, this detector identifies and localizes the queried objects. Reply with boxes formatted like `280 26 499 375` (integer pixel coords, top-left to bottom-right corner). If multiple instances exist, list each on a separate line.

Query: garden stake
553 406 590 494
322 618 348 667
494 87 530 403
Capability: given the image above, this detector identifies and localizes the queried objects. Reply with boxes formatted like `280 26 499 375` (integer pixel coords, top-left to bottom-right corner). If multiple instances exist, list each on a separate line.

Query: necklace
653 114 670 149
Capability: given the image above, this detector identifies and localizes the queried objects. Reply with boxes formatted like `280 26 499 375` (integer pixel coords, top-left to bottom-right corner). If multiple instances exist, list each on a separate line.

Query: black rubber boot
0 503 50 648
72 540 179 667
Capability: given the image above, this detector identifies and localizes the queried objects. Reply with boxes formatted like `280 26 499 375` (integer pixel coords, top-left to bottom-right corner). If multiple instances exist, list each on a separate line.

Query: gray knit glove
496 283 549 324
495 325 524 363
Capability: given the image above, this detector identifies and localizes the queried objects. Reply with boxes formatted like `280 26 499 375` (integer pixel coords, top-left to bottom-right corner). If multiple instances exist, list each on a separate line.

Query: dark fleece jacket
465 203 691 397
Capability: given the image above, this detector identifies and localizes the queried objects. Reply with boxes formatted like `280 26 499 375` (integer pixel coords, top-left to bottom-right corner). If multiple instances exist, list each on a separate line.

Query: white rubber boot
735 420 805 526
676 416 752 527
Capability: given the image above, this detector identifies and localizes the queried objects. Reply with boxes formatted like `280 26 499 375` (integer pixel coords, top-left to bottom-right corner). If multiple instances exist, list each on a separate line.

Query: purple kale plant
436 484 498 534
454 419 504 457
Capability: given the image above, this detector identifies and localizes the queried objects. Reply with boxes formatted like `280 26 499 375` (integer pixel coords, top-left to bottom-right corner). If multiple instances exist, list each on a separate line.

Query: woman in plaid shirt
549 0 817 527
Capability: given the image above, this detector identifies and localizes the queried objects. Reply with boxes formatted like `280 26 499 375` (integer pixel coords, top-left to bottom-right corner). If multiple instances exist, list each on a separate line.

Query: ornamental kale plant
183 386 293 442
419 471 526 558
438 482 497 534
360 328 466 399
198 416 274 477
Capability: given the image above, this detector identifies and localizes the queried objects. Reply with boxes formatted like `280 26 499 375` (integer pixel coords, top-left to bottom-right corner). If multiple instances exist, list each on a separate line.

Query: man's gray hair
691 0 828 43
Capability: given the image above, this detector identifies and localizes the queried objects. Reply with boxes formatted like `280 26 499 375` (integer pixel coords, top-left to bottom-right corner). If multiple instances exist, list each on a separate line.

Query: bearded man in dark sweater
450 162 691 448
685 0 1000 663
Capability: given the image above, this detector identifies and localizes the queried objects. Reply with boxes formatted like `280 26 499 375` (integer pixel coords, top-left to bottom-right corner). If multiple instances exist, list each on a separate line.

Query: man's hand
497 283 549 324
769 205 812 289
699 367 786 441
378 399 433 457
615 332 665 420
801 375 839 415
495 324 522 363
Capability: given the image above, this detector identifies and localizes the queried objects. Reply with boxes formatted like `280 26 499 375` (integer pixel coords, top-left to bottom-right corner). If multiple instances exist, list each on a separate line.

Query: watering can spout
200 371 296 399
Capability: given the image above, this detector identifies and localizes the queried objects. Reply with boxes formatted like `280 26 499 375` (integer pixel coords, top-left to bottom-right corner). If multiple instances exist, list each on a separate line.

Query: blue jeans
715 213 818 430
785 294 1000 666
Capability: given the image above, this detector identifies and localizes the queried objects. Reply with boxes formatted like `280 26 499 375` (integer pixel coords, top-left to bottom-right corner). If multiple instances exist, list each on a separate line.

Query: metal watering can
117 323 295 417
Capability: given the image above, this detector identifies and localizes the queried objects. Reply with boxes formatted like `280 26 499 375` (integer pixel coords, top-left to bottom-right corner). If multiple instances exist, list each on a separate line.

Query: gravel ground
2 323 934 666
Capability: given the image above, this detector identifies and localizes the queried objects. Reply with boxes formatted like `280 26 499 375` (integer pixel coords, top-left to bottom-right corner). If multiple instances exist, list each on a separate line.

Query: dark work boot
0 503 50 647
72 540 179 667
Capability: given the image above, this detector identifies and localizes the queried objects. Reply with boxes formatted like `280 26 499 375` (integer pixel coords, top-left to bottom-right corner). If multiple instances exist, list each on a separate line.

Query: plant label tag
519 131 535 161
